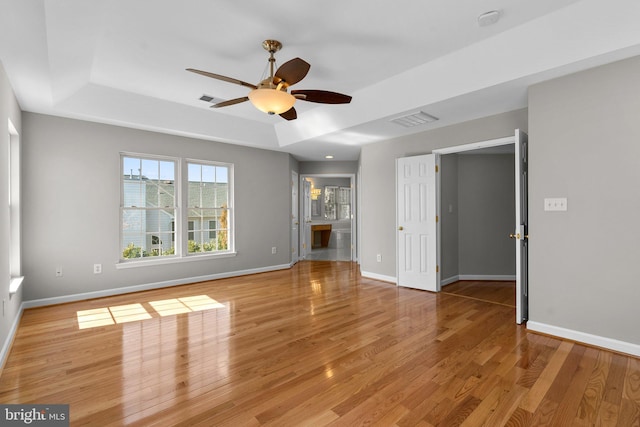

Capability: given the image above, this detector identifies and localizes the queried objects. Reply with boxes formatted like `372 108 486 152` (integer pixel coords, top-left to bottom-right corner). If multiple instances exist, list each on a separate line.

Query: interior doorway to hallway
299 174 356 262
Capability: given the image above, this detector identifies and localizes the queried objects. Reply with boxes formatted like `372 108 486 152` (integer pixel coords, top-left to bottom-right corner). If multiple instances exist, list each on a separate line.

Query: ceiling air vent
199 94 226 105
390 111 439 128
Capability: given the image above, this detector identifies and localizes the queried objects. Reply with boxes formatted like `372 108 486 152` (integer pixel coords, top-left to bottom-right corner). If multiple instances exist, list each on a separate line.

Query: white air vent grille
390 111 439 128
199 94 226 104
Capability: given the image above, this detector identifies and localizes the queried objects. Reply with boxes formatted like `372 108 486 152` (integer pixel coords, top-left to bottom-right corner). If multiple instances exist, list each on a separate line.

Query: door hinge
435 165 439 173
436 215 439 223
436 265 440 273
303 243 306 249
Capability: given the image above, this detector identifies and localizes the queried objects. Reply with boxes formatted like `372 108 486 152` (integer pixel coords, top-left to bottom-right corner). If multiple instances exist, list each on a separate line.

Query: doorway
396 130 528 323
439 147 516 309
434 130 528 324
299 174 356 262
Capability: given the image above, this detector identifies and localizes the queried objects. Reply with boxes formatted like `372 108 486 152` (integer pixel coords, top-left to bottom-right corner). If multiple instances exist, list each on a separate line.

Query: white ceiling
1 0 640 161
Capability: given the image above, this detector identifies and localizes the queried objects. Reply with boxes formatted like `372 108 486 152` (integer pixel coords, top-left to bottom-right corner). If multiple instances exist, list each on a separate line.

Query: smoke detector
478 10 501 27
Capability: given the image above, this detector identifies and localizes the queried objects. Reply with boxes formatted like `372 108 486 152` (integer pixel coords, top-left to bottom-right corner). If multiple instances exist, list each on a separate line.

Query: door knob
398 226 404 231
509 233 521 239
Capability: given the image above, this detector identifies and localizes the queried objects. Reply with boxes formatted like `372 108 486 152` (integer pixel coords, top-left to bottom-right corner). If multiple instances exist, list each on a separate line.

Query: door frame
433 133 526 323
299 173 357 262
291 171 299 266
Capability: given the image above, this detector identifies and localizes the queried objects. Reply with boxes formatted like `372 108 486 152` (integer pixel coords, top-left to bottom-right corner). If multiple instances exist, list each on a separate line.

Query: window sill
9 276 24 295
116 251 237 269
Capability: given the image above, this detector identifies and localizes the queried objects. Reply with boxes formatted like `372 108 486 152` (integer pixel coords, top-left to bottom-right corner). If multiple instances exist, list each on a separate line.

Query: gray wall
299 161 358 175
359 109 528 277
529 56 640 344
22 113 293 301
458 154 515 276
440 153 515 282
0 61 23 360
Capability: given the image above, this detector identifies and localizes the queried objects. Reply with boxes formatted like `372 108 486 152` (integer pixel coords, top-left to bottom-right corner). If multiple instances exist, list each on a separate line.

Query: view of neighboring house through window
187 162 229 253
121 155 176 259
120 154 232 261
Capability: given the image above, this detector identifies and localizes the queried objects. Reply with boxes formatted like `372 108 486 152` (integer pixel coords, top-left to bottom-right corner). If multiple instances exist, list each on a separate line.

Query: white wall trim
458 274 516 281
433 136 514 155
527 321 640 357
23 264 291 309
440 275 460 286
0 302 25 373
441 275 515 286
361 271 397 284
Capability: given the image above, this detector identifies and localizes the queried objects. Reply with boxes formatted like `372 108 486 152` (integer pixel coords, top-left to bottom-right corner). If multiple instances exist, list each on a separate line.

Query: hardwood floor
442 280 516 307
0 262 638 426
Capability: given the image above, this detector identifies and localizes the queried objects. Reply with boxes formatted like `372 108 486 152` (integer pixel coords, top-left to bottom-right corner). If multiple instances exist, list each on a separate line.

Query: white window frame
8 119 23 294
184 159 234 256
118 153 235 268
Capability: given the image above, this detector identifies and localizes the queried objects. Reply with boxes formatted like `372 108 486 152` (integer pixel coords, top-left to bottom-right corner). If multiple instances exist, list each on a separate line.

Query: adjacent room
1 0 639 425
439 147 517 309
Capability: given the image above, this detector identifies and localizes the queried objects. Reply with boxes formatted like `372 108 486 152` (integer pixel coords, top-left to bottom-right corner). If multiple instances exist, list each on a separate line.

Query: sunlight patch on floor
76 295 224 329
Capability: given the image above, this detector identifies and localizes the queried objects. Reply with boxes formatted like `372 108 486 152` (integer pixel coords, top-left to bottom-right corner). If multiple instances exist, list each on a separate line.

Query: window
120 154 233 262
121 156 176 259
187 162 230 254
8 120 22 293
323 186 351 220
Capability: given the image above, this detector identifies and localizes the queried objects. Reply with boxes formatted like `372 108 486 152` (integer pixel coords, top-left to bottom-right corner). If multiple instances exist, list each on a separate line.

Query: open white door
514 129 529 324
397 154 439 291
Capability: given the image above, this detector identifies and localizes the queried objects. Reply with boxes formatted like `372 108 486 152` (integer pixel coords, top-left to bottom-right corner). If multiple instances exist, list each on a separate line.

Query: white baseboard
0 302 25 373
441 274 515 286
23 264 292 309
360 273 514 287
440 275 460 286
458 274 516 281
527 321 640 357
360 271 397 284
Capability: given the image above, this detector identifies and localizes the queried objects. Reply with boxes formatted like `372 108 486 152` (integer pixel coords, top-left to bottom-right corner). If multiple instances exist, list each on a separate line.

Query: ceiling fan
187 40 352 121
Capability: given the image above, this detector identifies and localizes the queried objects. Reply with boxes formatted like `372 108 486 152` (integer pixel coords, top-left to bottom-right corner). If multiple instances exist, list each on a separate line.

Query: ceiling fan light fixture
248 88 296 115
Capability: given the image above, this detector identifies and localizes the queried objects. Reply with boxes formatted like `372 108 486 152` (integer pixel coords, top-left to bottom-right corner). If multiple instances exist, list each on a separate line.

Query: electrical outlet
93 264 102 274
55 266 63 277
544 197 568 211
271 247 277 254
376 254 382 262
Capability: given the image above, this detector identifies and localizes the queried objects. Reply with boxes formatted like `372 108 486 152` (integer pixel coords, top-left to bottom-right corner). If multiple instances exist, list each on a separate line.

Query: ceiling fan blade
273 58 310 87
291 89 352 104
279 107 297 121
186 68 258 90
210 97 249 108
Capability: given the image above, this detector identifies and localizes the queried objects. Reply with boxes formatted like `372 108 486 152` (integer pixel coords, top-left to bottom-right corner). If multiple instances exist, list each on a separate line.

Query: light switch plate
544 197 567 211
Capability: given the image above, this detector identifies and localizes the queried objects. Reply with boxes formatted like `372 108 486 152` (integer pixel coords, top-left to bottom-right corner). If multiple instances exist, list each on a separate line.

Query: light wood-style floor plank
0 262 638 426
